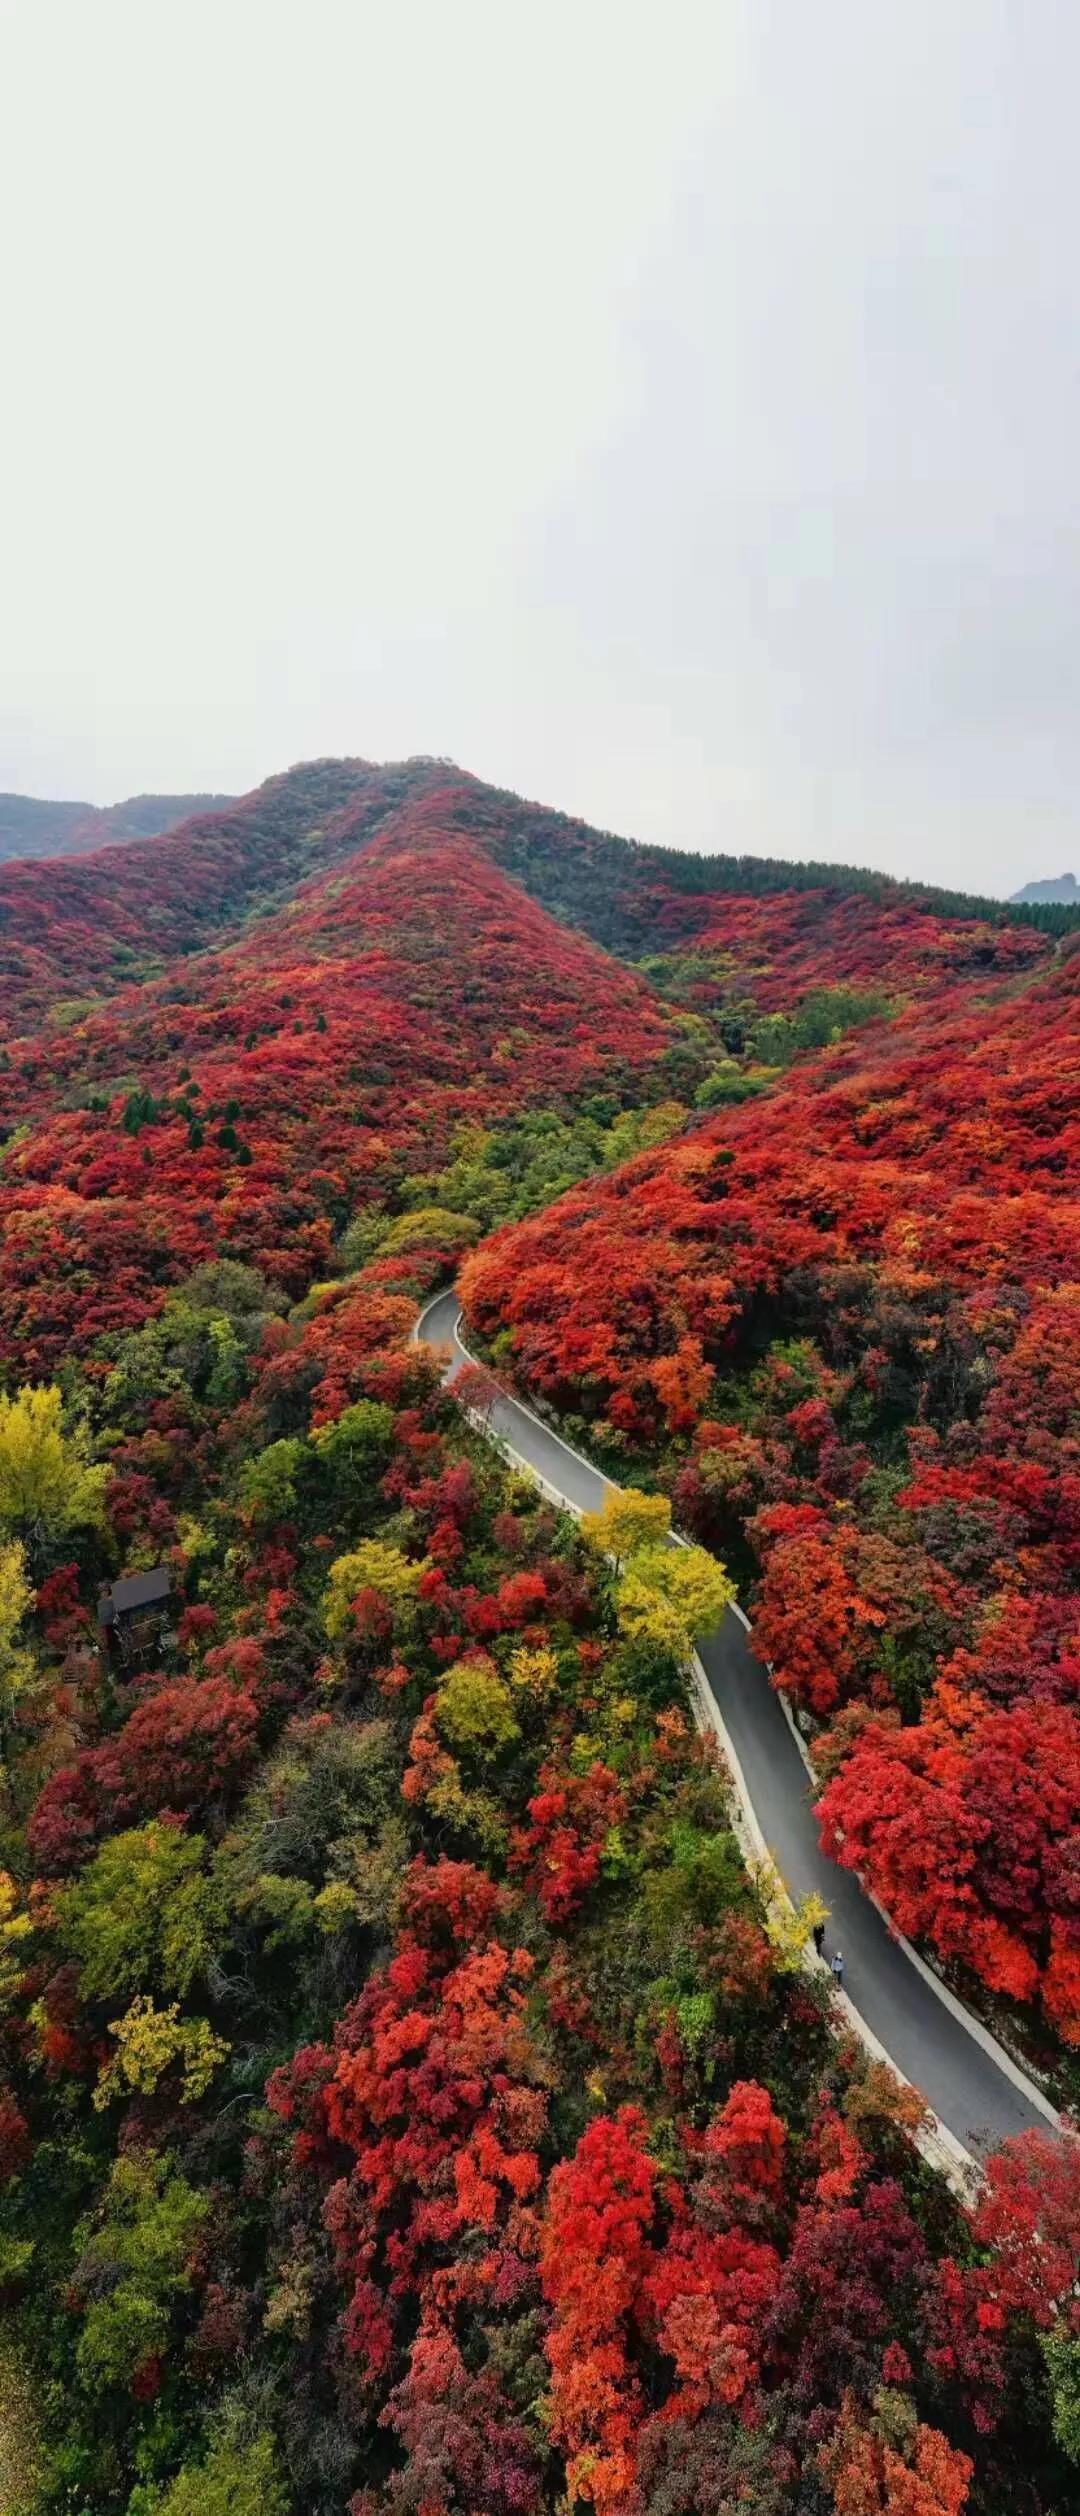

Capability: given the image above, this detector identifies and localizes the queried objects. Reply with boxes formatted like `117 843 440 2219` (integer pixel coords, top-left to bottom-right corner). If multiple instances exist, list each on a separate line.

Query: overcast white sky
2 1 1077 893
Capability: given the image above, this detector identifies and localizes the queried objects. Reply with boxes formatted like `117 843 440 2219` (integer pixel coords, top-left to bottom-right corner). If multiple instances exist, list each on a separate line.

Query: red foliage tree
28 1674 260 1873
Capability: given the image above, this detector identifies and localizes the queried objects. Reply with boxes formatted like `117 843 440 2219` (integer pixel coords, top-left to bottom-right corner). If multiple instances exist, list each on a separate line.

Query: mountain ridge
0 788 234 864
3 754 1077 1047
6 751 1080 927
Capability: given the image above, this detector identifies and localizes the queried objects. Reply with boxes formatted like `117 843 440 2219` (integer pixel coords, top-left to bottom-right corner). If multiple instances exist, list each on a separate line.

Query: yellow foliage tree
0 1870 32 2018
581 1486 672 1571
615 1540 734 1664
93 1996 229 2110
507 1643 559 1702
435 1659 520 1762
323 1539 430 1640
0 1387 106 1552
611 1580 691 1663
312 1879 359 1936
751 1861 829 1973
0 1541 35 1751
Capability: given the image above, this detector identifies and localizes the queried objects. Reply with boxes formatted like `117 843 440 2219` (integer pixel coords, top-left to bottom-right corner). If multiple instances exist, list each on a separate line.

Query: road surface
416 1286 1055 2160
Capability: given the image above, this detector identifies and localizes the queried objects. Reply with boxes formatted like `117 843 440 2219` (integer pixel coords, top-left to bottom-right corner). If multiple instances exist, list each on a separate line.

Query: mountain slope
0 802 681 1370
0 758 451 1037
483 785 1080 943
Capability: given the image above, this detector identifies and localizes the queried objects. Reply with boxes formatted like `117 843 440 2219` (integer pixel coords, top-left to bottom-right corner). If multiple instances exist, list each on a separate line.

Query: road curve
416 1287 1055 2160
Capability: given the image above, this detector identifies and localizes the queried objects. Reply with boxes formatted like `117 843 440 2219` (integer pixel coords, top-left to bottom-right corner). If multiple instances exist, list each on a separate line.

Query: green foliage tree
57 1822 224 2006
1042 2325 1080 2465
218 1715 403 1961
71 2153 209 2390
401 1103 688 1238
335 1206 391 1269
224 1716 399 1888
748 982 890 1067
0 2342 40 2515
602 1099 687 1164
107 1304 245 1420
695 1059 769 1108
310 1398 394 1502
122 1087 159 1136
129 2415 288 2516
236 1437 305 1524
106 1262 284 1423
642 1816 749 1944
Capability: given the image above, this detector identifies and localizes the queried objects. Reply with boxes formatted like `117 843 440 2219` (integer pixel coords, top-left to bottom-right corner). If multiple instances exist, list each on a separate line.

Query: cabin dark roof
98 1566 171 1627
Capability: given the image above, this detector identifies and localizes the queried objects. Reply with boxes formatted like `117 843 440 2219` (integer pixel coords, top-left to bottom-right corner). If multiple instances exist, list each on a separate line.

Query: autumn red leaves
1 762 1079 2510
462 946 1080 2047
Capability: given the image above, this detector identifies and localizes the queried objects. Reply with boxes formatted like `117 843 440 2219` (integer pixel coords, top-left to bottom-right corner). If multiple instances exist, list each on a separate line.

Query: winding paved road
416 1287 1057 2161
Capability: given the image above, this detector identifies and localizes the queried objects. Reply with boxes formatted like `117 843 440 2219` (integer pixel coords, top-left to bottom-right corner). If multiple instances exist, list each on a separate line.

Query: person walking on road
831 1950 845 1989
812 1921 826 1958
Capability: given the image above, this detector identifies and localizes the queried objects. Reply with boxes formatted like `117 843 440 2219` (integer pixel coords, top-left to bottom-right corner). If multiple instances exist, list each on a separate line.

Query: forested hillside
1 761 1079 2516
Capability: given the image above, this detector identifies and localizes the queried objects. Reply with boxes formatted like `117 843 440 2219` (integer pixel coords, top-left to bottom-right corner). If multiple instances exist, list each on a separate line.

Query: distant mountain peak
0 789 234 865
1011 870 1079 903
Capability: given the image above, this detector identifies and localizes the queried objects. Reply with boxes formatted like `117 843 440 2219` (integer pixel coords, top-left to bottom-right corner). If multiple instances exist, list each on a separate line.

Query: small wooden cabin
97 1565 172 1662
